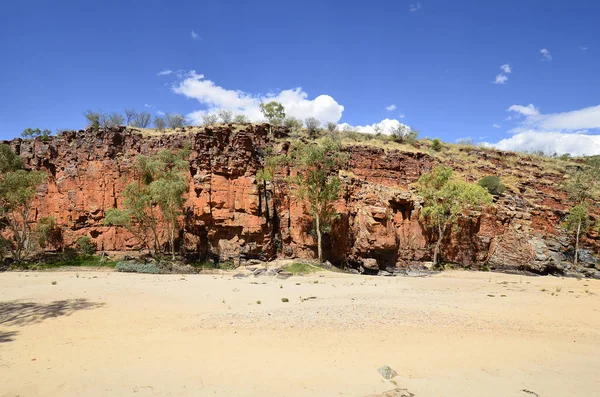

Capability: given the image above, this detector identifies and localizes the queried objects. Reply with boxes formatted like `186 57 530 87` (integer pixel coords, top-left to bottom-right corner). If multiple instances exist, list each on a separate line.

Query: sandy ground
1 270 599 397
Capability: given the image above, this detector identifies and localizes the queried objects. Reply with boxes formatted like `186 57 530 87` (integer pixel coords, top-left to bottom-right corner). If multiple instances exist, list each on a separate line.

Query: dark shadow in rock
0 299 104 327
0 330 18 343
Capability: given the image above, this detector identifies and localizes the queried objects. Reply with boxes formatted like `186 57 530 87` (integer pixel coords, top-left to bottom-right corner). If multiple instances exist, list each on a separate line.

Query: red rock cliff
5 125 599 276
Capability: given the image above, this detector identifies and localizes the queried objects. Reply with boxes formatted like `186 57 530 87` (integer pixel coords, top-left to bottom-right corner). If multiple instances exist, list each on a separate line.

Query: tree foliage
104 149 190 259
84 110 101 129
0 145 47 262
259 101 285 126
390 124 418 144
417 165 492 265
22 128 51 140
290 138 348 262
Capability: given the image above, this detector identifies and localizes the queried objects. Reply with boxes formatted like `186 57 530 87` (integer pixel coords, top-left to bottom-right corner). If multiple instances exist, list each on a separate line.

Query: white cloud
493 103 600 155
191 31 199 40
157 70 173 76
172 71 344 124
508 103 600 131
156 111 166 116
493 131 600 156
579 45 589 51
493 123 501 128
409 3 422 12
494 74 508 84
494 64 511 84
399 113 405 119
540 48 552 61
386 104 397 111
508 104 540 117
339 118 411 135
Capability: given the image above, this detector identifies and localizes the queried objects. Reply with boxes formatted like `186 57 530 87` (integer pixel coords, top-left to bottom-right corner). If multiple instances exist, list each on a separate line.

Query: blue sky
1 0 599 154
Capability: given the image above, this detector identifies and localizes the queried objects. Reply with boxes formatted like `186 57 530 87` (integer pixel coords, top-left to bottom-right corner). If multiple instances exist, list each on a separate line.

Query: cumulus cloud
493 131 600 156
386 104 397 111
409 3 422 12
500 64 511 74
507 103 600 131
540 48 552 61
491 103 600 155
191 31 199 40
339 118 411 135
172 71 344 124
399 113 406 119
493 123 501 128
157 70 173 76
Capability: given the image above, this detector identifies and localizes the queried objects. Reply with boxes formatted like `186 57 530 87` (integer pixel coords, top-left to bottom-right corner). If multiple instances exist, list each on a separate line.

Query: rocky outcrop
4 125 599 276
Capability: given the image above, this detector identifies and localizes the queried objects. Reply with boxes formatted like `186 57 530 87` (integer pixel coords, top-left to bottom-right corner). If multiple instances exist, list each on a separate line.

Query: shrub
202 114 219 126
154 116 166 131
166 113 186 129
478 176 506 196
457 138 474 146
304 117 321 138
84 110 101 129
76 236 96 255
326 122 338 134
431 138 443 152
281 298 289 302
233 114 249 124
218 109 233 123
115 261 160 274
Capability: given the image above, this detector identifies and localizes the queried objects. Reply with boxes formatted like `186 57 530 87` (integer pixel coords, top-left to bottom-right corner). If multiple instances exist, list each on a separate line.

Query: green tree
417 165 492 265
0 145 46 262
104 182 160 254
104 149 189 259
563 204 591 267
260 101 285 136
22 128 51 140
290 138 348 262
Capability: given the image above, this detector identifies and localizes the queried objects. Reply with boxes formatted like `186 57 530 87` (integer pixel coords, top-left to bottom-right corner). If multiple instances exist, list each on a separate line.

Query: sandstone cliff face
5 125 599 276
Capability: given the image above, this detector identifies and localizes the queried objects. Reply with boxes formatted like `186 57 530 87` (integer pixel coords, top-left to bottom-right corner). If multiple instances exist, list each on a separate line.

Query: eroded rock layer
5 125 599 275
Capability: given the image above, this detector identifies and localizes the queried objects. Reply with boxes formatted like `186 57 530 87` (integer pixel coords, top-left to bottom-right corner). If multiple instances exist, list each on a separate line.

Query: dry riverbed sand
1 269 599 397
